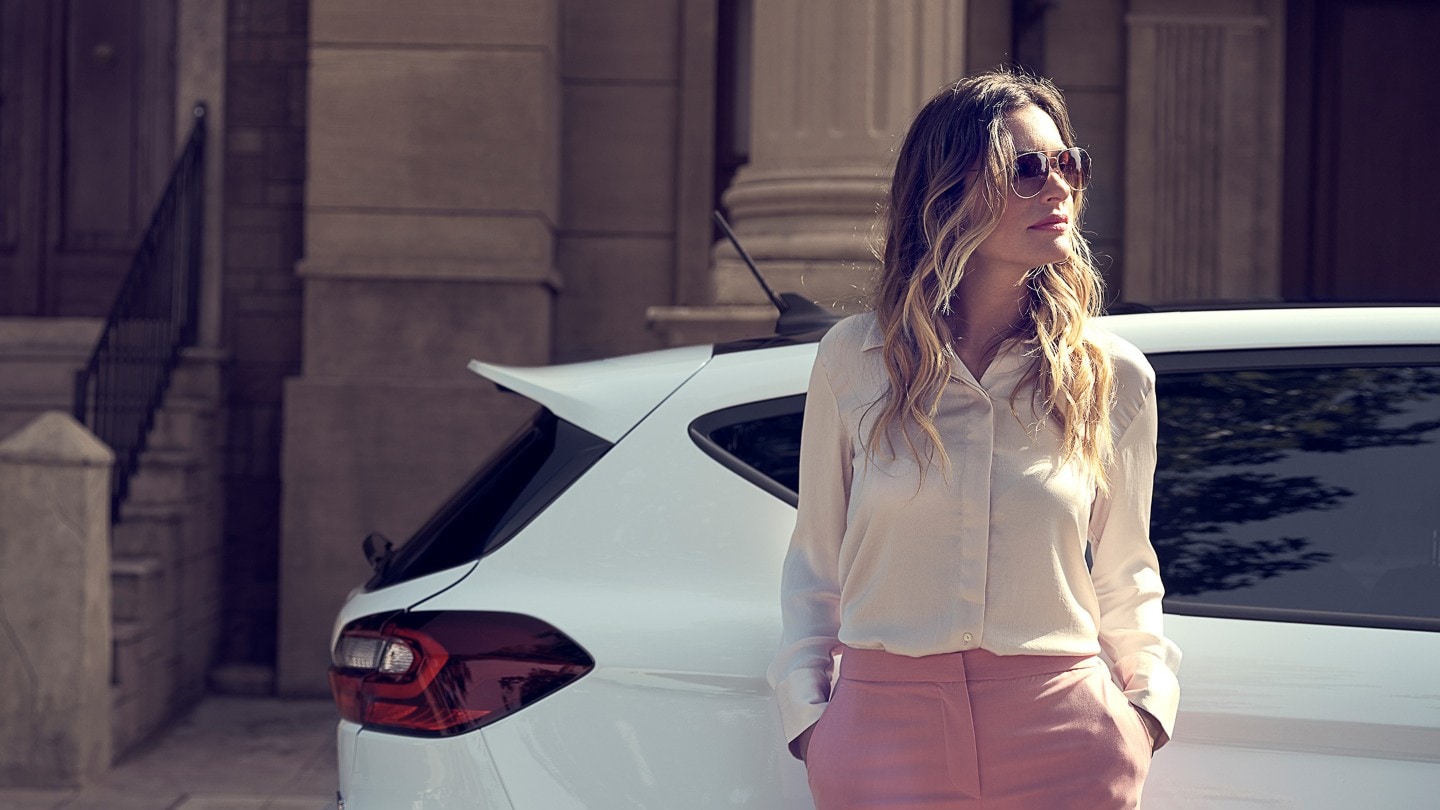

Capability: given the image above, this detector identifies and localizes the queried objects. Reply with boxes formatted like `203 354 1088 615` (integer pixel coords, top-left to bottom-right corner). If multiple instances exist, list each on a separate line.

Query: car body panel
343 719 515 810
1145 614 1440 807
333 561 479 634
332 307 1440 808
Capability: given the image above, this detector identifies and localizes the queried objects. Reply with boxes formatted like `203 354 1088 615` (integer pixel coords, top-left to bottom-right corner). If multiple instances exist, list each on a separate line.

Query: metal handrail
73 103 207 520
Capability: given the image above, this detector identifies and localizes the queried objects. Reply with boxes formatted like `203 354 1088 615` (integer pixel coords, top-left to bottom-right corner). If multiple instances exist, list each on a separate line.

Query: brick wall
220 0 308 672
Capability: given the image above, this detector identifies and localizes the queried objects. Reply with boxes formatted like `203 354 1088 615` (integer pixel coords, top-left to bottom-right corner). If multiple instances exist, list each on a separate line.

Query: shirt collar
857 314 1037 378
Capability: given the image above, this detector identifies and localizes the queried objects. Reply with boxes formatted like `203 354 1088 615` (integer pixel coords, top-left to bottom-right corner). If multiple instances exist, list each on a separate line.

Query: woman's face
970 105 1076 280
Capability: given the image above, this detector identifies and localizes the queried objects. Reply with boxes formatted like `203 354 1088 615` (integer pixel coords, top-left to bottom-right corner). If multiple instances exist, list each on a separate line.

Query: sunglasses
1012 147 1091 198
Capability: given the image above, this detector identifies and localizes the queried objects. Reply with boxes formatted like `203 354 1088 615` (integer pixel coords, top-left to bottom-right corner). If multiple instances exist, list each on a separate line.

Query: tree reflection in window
1153 365 1440 620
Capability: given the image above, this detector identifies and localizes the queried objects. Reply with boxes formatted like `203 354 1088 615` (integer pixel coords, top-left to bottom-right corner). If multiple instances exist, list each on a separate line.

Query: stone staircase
107 348 226 754
0 320 226 757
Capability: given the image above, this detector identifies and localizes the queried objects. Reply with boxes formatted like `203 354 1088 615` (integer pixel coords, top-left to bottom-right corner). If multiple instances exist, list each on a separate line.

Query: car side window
1154 359 1440 630
690 395 805 507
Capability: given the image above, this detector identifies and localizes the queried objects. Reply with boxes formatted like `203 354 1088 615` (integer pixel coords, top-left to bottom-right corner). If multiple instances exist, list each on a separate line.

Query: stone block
126 449 201 506
246 0 296 36
312 0 558 48
647 305 781 349
229 35 267 63
277 377 537 694
230 309 302 369
555 236 672 362
228 66 290 127
225 229 286 270
149 405 204 452
308 49 560 218
265 180 304 206
562 84 678 233
301 278 554 379
110 689 141 757
225 154 268 206
179 554 219 623
306 211 555 269
114 503 185 565
268 34 309 64
229 128 265 155
111 557 165 624
0 413 112 787
262 130 306 181
564 0 680 81
111 622 148 704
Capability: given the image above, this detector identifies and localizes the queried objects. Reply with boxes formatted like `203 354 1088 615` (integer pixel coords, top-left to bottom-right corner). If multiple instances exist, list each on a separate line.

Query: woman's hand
791 724 817 761
1133 705 1167 752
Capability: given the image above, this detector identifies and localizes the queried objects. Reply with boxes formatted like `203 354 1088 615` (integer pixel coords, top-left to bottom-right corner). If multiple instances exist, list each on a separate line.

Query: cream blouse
768 312 1182 748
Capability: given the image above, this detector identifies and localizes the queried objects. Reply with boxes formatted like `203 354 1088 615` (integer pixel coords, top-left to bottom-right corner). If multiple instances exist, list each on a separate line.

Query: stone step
111 555 165 624
113 501 186 562
124 448 202 506
147 400 214 452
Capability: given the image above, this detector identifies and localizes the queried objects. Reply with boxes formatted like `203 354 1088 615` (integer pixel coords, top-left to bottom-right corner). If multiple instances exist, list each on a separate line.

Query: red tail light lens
329 611 594 737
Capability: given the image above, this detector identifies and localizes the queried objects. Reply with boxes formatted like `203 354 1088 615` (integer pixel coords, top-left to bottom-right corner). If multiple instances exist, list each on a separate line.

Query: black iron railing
74 103 206 519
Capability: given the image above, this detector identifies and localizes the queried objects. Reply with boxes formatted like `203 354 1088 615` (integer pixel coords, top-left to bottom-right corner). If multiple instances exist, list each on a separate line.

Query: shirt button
963 633 974 643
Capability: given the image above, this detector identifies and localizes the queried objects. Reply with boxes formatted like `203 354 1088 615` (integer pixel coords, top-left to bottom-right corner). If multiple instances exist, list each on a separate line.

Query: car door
1143 345 1440 808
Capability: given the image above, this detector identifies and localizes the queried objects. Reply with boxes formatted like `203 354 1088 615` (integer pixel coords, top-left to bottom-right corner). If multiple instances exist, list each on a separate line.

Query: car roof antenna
712 210 837 335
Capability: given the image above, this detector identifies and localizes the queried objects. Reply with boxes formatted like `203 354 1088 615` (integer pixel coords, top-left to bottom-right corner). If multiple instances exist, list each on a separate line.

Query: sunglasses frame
1011 147 1091 199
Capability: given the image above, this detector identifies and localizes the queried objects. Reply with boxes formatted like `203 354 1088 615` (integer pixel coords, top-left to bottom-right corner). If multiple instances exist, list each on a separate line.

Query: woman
768 69 1181 808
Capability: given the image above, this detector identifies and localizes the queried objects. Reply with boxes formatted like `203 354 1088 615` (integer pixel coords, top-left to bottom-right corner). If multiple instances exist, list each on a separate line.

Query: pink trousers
806 646 1152 809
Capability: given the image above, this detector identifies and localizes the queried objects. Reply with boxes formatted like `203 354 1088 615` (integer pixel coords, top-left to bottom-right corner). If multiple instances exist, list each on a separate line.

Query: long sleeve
767 351 852 753
1087 385 1183 740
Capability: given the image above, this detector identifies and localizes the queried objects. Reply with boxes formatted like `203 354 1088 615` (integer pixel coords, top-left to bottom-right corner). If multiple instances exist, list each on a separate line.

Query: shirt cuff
1115 650 1181 741
774 667 831 756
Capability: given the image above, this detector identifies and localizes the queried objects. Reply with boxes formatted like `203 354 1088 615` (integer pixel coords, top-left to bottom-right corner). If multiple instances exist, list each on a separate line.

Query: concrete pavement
0 696 337 810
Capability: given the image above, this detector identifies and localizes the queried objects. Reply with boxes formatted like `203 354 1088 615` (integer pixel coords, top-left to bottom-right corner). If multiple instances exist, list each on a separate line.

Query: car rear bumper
338 720 514 810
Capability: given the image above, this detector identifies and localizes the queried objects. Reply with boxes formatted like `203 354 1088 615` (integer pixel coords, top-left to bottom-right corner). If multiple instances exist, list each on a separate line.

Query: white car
328 307 1440 809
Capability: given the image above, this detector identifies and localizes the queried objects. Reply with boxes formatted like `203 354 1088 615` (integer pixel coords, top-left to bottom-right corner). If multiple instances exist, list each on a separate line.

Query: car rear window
367 409 611 590
1152 353 1440 631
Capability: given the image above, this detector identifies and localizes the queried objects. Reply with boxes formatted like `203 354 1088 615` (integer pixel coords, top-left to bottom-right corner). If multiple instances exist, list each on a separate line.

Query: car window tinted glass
691 395 805 505
1154 364 1440 627
368 409 611 590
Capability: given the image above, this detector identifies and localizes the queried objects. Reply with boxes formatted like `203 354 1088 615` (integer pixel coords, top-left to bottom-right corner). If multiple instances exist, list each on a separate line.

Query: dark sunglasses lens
1013 153 1049 197
1058 148 1090 190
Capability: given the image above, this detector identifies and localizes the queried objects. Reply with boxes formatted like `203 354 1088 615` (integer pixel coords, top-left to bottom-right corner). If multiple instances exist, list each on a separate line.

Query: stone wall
219 0 309 678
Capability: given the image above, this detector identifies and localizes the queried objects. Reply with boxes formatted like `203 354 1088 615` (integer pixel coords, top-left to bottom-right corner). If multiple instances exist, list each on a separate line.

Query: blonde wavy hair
869 69 1116 490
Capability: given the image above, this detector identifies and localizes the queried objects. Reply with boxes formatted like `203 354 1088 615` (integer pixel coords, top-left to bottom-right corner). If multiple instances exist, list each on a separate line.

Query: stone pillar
279 0 559 694
1123 9 1284 303
0 413 113 787
714 0 968 308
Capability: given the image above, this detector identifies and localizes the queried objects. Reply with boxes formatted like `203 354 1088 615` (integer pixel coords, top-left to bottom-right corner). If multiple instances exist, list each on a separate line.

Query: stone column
0 413 113 787
279 0 559 694
1123 10 1284 303
714 0 968 309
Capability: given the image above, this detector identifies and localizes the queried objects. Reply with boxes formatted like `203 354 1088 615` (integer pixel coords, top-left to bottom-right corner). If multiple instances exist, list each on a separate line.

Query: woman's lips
1029 215 1069 232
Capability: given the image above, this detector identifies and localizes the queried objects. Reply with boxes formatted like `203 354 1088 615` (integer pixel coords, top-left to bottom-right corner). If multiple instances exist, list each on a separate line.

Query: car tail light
329 611 594 737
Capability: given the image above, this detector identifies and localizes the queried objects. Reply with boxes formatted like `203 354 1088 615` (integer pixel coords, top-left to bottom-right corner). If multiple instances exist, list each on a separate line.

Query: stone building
0 0 1436 778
